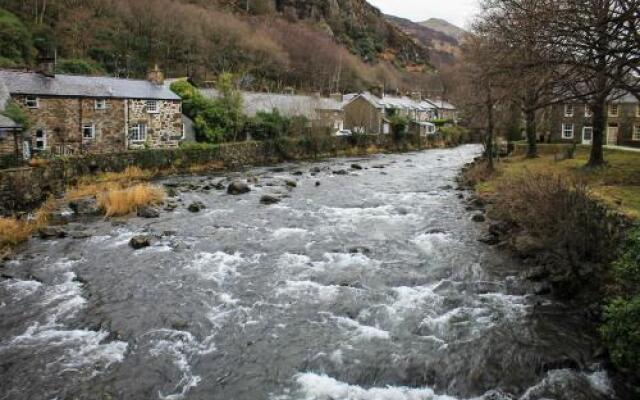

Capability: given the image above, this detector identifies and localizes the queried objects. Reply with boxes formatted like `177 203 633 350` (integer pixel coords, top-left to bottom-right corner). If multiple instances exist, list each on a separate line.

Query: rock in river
260 195 282 205
227 181 251 195
68 198 100 216
472 214 486 222
137 206 160 219
129 235 151 250
38 227 67 239
188 201 206 213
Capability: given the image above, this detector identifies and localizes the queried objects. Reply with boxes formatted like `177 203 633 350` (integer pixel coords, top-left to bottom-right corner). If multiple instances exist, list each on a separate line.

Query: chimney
330 93 343 103
147 64 164 85
37 55 56 78
370 85 384 99
313 91 321 99
411 91 422 102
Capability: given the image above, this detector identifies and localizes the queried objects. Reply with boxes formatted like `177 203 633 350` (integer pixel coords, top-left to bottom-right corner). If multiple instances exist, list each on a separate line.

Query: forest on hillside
0 0 442 94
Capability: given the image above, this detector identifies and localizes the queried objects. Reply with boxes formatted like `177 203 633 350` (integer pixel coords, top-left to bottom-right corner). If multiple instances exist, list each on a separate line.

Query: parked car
334 129 352 137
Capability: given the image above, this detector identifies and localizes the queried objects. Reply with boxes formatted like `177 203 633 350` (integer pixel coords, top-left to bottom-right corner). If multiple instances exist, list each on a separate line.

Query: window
25 96 39 109
82 123 96 140
583 126 593 141
634 125 640 141
95 99 107 110
181 124 186 140
562 123 574 139
564 104 574 117
146 100 159 113
585 105 592 118
609 104 619 117
34 128 46 150
130 123 147 143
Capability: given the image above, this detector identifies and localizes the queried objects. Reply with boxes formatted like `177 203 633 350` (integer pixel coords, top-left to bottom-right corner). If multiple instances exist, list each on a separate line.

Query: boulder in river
68 198 100 216
137 206 160 219
260 195 282 205
188 201 206 213
285 180 297 188
130 235 151 249
227 181 251 195
38 226 67 239
472 214 486 222
351 164 363 170
333 169 349 175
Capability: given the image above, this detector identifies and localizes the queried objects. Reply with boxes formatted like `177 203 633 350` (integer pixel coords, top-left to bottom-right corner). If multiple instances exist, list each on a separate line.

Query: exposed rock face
227 181 251 195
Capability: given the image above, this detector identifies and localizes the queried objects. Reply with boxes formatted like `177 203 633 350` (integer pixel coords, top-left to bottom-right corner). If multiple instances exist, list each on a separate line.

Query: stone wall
127 99 183 150
0 134 449 214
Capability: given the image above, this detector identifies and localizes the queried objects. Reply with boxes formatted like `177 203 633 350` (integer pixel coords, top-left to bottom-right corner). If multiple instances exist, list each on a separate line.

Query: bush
2 99 31 129
389 114 409 142
601 296 640 372
439 126 470 145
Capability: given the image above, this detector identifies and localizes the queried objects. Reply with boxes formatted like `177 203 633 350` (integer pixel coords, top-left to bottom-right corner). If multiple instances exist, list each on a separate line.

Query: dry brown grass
27 158 50 168
97 184 165 217
0 217 33 248
186 160 225 174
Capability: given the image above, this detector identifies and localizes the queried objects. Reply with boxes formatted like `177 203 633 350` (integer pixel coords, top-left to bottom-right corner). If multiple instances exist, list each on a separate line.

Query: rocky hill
420 18 467 41
386 15 465 68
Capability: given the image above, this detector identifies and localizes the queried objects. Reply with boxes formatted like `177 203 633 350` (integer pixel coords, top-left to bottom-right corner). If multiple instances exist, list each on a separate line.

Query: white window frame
181 123 186 140
82 123 96 140
609 103 619 117
34 128 47 150
584 105 592 118
130 123 147 143
25 96 39 109
146 100 159 114
634 125 640 141
564 104 574 117
582 126 593 142
562 123 574 139
95 99 107 110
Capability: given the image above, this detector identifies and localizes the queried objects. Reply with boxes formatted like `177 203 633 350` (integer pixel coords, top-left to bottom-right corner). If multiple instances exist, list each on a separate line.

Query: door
607 126 618 145
582 127 593 145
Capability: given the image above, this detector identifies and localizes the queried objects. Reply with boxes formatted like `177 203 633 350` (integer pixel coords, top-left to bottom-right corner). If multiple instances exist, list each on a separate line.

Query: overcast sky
366 0 480 29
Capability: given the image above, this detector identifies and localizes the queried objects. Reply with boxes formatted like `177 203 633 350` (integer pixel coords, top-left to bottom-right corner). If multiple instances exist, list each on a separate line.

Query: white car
335 129 353 137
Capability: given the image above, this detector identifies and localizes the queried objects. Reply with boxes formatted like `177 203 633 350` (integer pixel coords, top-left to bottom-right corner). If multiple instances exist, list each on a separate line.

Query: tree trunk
587 98 607 168
525 109 538 158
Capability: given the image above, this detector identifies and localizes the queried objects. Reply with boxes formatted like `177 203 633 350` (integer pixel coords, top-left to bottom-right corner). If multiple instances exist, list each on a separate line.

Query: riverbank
460 146 640 396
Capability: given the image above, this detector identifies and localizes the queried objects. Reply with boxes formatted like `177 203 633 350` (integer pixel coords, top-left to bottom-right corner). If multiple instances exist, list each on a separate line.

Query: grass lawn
477 146 640 219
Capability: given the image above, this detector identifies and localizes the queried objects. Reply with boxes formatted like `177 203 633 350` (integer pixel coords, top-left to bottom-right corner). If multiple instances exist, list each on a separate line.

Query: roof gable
0 70 180 100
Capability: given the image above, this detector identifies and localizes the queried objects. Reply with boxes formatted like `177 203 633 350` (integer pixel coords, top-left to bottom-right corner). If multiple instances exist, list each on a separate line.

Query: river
0 145 617 400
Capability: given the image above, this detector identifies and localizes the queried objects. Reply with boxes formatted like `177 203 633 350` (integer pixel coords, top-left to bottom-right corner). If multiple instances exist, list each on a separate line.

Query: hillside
420 18 467 41
386 15 462 68
0 0 434 94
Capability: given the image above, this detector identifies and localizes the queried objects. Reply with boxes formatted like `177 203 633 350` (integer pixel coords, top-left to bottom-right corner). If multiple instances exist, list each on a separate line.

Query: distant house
201 89 344 135
427 99 458 123
343 91 440 136
550 92 640 146
0 64 185 157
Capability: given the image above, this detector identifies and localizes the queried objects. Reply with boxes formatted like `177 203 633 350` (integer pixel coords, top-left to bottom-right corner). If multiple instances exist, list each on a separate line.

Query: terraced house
0 65 185 159
551 92 640 147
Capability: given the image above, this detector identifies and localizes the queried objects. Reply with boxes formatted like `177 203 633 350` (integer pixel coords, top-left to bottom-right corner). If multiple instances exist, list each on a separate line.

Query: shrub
439 126 470 145
0 9 34 65
2 100 31 129
389 114 409 142
97 184 165 217
601 296 640 372
492 171 619 264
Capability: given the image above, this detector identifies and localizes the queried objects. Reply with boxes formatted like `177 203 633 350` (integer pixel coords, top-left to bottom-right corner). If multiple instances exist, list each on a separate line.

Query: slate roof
345 92 450 112
609 91 639 104
0 80 19 129
0 70 180 100
424 98 457 110
201 89 343 118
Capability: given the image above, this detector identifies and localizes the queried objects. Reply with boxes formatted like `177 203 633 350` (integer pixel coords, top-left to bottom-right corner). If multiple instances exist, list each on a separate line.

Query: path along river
0 145 617 400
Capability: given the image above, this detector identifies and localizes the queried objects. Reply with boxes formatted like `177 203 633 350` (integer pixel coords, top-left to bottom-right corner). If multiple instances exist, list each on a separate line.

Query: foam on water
412 232 452 255
277 280 341 302
1 279 42 301
185 251 247 284
278 373 461 400
273 228 310 240
333 315 391 341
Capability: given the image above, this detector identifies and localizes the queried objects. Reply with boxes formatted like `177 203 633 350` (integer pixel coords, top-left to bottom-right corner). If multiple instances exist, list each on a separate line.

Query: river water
0 145 617 400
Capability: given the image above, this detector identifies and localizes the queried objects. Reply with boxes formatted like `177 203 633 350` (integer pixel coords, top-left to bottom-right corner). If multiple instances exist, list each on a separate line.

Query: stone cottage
549 92 640 146
0 80 23 165
342 92 439 136
0 65 186 157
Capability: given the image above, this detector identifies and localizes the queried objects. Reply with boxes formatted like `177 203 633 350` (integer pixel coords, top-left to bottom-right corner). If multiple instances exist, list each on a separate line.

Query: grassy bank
464 146 640 393
476 146 640 219
0 167 164 256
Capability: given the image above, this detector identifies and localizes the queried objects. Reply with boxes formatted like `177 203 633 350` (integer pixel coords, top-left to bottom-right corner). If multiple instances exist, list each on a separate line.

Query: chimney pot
37 56 56 78
147 64 165 85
